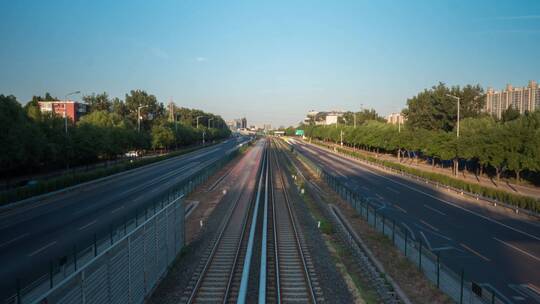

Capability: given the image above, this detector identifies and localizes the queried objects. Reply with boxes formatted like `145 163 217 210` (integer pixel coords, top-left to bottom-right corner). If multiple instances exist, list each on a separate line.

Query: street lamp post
196 116 205 129
64 91 81 134
137 105 149 132
208 118 214 128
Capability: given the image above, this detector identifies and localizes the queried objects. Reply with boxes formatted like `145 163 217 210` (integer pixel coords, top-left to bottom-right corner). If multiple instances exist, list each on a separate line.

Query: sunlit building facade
484 80 540 119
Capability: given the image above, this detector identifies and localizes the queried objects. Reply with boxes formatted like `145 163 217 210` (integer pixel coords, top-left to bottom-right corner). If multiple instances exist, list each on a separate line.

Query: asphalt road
289 139 540 304
0 137 249 300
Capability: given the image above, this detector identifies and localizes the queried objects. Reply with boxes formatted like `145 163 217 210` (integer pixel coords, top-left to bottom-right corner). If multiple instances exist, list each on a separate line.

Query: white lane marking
431 246 458 252
375 193 384 200
0 233 29 249
420 219 439 232
386 186 400 194
483 283 514 304
419 231 433 250
346 157 540 242
78 220 97 231
393 204 408 214
111 205 124 214
402 222 416 240
460 243 491 262
424 204 447 216
307 141 540 241
28 241 57 257
493 237 540 262
419 226 453 241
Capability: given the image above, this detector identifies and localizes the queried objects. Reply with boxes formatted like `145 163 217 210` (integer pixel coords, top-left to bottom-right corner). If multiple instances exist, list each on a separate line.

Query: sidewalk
312 140 540 201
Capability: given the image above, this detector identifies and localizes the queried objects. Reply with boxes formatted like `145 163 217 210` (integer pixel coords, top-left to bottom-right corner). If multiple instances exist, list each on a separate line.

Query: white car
125 151 139 157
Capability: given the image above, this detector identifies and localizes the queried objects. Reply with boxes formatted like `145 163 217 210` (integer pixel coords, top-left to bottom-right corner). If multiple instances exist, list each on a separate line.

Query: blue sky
1 0 539 127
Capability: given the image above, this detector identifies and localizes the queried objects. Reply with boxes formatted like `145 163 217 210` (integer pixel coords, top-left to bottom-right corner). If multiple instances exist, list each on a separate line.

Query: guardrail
290 147 506 304
3 146 243 304
312 141 539 218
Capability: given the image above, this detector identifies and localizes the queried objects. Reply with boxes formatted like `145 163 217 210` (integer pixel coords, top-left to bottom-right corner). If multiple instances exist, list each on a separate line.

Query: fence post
110 225 113 245
382 214 385 235
94 233 98 257
373 209 377 229
366 205 370 223
16 278 21 304
404 230 408 256
392 220 396 244
460 269 464 304
73 245 78 271
436 252 440 288
418 240 422 270
49 260 54 289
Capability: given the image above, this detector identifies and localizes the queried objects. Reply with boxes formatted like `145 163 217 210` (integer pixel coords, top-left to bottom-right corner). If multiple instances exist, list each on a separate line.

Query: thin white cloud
195 57 207 62
150 47 169 59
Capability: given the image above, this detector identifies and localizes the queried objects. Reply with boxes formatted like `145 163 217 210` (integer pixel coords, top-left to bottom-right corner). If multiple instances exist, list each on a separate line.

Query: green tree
501 108 520 122
151 124 175 150
0 95 45 176
404 82 483 132
83 92 112 112
111 97 129 118
125 90 164 131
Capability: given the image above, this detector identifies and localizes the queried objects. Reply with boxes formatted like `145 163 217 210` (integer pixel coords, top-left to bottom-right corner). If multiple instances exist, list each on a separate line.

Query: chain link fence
292 149 506 304
3 146 243 304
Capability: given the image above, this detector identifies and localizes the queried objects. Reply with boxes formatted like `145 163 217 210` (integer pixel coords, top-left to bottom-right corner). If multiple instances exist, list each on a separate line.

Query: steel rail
270 139 318 304
186 148 266 304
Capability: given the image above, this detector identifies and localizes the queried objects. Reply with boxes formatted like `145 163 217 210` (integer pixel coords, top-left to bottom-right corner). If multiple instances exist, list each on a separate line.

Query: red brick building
38 101 88 122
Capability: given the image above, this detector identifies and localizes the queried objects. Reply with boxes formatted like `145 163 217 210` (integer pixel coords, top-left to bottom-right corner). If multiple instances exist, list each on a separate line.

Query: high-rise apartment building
386 113 405 125
484 80 540 119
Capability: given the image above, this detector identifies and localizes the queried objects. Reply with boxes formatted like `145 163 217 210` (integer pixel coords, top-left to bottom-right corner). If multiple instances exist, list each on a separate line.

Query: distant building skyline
484 80 540 119
1 1 540 127
386 113 405 125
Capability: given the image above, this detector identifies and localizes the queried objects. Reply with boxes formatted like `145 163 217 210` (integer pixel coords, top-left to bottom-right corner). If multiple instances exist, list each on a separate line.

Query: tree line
1 90 230 179
297 83 540 185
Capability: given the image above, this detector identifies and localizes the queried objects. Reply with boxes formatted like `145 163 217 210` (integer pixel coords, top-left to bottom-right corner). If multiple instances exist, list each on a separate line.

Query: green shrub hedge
0 143 218 206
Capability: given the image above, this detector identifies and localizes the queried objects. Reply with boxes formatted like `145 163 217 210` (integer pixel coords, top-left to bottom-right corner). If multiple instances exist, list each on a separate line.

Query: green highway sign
295 129 304 136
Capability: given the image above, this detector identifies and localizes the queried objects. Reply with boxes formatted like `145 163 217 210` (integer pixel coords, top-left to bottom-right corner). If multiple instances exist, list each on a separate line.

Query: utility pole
340 129 344 146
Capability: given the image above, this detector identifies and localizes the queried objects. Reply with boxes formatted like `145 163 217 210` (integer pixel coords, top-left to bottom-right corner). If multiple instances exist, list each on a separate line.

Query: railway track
262 140 321 304
181 139 321 303
182 144 268 304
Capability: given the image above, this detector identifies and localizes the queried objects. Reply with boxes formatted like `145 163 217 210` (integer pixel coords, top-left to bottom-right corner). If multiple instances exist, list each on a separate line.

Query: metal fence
317 141 537 218
293 150 506 304
32 195 184 304
4 147 242 304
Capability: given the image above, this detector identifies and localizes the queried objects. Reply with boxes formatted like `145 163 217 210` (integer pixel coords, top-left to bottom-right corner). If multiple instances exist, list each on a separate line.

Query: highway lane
289 139 540 303
0 137 248 299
